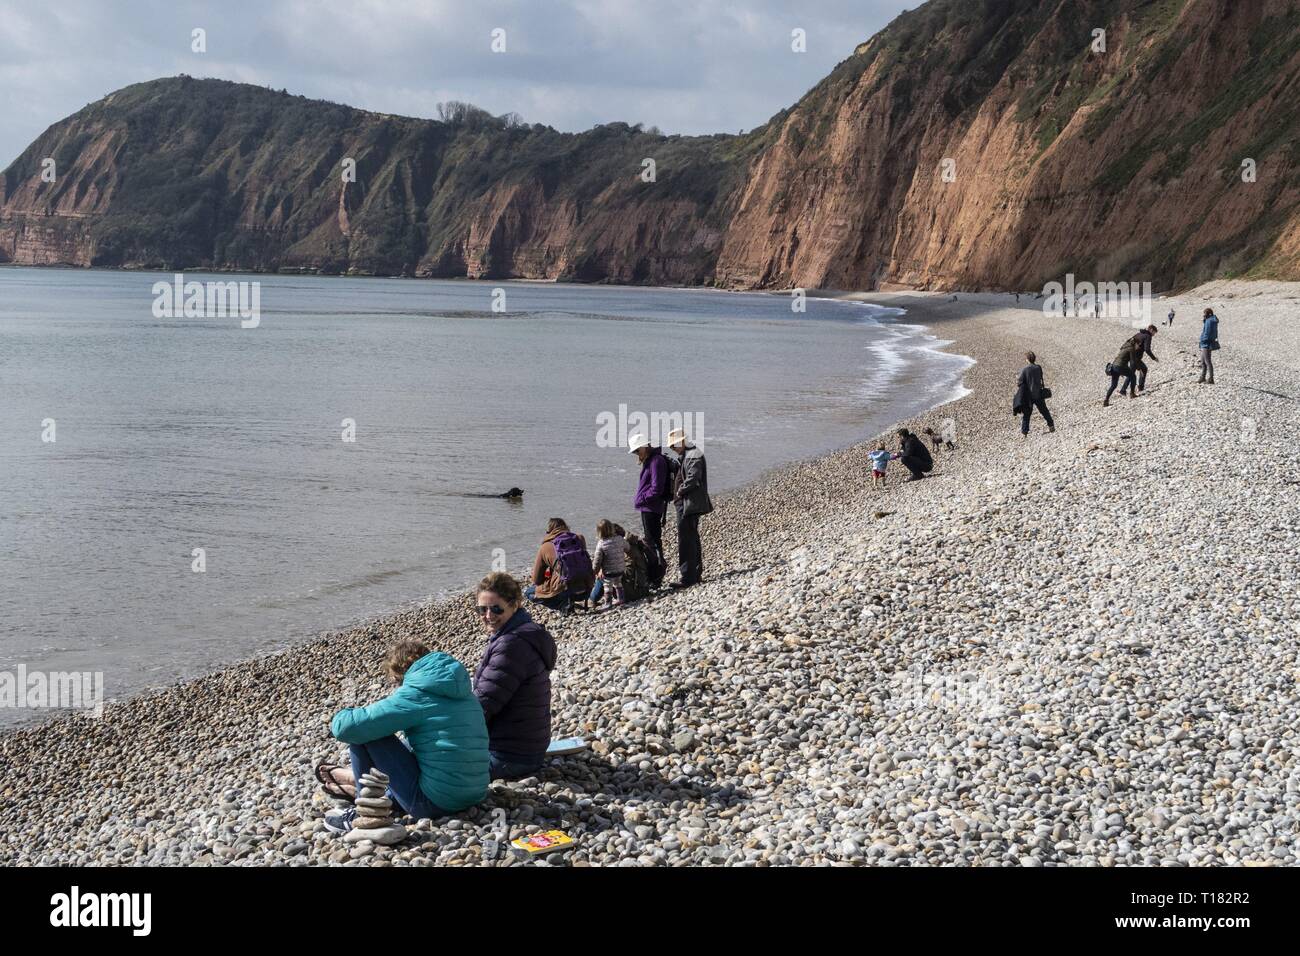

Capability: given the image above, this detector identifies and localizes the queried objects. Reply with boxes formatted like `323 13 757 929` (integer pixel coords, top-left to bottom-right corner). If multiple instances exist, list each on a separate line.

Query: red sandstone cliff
2 0 1297 290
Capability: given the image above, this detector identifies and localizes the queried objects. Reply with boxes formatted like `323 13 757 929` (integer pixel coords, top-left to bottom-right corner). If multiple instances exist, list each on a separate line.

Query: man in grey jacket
1014 351 1056 437
666 427 712 589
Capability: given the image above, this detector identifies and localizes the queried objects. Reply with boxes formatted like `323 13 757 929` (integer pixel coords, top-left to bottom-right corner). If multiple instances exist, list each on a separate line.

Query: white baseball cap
628 433 651 454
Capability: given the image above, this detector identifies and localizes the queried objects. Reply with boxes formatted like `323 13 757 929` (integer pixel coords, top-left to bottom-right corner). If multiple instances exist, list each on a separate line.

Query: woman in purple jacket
629 433 673 588
472 571 558 780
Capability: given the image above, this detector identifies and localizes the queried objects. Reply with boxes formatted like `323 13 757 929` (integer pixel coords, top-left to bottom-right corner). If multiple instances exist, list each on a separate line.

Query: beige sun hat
628 433 651 454
665 428 689 447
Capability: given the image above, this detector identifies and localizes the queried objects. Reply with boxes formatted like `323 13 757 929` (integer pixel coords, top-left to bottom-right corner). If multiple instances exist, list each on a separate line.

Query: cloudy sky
0 0 915 167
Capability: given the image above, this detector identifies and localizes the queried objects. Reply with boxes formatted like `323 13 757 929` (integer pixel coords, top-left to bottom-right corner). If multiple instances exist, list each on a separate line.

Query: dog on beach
922 427 955 451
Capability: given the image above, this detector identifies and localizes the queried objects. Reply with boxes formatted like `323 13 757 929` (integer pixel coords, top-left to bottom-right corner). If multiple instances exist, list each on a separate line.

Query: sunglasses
474 604 507 617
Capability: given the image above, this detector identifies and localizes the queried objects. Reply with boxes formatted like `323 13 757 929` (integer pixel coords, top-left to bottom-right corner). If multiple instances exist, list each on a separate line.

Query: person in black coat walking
894 428 933 481
472 572 557 781
1014 351 1056 437
1130 324 1160 393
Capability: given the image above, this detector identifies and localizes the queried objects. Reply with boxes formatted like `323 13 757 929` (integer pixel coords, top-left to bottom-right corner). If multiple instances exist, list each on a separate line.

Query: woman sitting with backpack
524 518 594 613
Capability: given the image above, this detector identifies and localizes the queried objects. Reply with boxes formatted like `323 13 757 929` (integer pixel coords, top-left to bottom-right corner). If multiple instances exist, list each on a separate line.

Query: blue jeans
348 735 449 820
489 750 544 782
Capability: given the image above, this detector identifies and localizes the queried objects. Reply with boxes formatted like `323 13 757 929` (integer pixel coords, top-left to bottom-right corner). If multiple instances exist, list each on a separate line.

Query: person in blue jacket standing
318 641 489 833
1199 308 1220 384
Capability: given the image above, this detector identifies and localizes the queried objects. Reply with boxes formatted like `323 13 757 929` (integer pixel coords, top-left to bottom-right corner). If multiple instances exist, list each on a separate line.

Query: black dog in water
458 488 524 499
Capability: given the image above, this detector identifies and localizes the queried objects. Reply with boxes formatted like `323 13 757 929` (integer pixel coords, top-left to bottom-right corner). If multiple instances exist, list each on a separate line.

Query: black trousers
640 510 666 585
677 512 703 586
1105 366 1135 401
1132 359 1148 391
1020 398 1055 434
899 455 930 479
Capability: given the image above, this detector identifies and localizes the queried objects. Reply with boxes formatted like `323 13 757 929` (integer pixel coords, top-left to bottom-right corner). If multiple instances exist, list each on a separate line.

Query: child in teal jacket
322 641 489 831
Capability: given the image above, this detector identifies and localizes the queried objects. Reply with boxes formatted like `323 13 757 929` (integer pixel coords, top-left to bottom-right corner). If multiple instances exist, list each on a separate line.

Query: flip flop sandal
315 763 355 803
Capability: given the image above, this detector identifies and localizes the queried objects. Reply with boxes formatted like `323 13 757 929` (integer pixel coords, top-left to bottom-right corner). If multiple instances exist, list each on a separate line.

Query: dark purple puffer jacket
473 608 557 758
634 447 672 514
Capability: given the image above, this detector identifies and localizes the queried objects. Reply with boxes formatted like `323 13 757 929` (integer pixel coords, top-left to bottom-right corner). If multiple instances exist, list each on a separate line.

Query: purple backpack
551 532 593 588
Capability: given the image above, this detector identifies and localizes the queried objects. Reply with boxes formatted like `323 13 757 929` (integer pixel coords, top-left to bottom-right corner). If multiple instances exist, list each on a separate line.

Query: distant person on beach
667 427 713 589
525 518 594 612
1130 324 1160 393
472 572 557 781
629 433 672 588
1014 351 1056 436
1167 308 1175 328
1199 308 1220 384
1015 293 1020 304
867 443 891 489
893 428 933 482
1103 336 1139 406
589 519 626 609
318 640 489 832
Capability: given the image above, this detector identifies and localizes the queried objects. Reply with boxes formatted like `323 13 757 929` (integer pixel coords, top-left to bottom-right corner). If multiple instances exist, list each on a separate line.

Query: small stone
352 815 395 830
345 824 408 846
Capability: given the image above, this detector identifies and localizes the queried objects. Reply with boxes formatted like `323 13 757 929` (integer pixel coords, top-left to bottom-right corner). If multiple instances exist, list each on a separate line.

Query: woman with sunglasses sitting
472 572 558 781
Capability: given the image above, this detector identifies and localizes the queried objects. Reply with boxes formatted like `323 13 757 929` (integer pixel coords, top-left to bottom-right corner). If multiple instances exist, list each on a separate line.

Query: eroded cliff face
714 0 1300 290
0 78 748 282
3 0 1298 289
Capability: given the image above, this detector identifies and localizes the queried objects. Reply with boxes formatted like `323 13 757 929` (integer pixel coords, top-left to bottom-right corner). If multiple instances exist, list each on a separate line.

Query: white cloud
0 0 910 167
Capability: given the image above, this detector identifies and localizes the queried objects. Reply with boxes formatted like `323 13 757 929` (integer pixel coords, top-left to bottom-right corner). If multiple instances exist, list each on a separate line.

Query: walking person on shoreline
472 572 557 781
867 442 891 489
667 427 712 589
1013 351 1056 436
1130 324 1160 394
1167 308 1175 328
893 428 933 482
1199 308 1220 384
317 640 489 831
1103 335 1139 407
629 433 672 589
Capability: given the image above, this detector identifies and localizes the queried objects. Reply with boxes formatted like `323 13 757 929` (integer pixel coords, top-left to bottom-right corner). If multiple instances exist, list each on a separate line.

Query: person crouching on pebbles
667 427 713 589
473 572 558 781
318 640 489 833
893 428 933 482
867 442 891 489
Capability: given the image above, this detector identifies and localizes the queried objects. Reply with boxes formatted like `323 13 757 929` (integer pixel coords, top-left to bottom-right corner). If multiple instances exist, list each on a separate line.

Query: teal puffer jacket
330 651 489 812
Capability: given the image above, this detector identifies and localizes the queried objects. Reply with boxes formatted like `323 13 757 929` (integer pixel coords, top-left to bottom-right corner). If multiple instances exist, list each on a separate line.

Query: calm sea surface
0 267 969 723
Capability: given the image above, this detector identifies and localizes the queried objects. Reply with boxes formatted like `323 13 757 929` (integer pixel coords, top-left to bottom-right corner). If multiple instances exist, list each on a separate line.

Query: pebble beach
3 282 1298 867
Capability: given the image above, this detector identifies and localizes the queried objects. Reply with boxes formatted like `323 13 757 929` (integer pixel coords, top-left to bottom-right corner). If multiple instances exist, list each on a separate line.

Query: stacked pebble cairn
344 769 408 846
